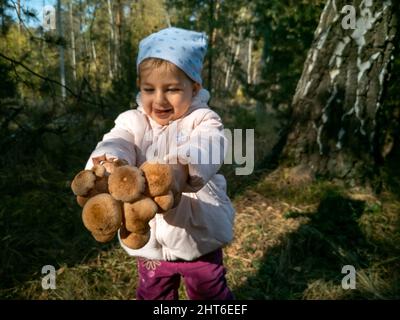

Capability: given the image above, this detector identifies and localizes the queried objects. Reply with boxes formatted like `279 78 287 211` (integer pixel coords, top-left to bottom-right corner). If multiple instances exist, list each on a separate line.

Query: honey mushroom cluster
71 159 188 250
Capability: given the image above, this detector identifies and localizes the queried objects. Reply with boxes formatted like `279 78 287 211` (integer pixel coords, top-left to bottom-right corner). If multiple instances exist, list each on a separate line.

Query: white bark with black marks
283 0 397 179
57 0 66 99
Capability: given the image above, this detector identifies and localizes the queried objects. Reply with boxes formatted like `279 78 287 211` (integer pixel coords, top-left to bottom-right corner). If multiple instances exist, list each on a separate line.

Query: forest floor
1 168 399 300
226 172 400 299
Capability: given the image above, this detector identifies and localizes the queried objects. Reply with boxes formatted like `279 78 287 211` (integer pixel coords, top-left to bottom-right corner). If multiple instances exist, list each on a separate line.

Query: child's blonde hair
138 58 195 84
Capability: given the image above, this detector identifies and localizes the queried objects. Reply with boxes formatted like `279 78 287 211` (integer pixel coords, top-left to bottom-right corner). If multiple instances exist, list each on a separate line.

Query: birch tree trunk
207 0 215 92
225 41 240 90
69 0 77 82
164 1 171 27
115 0 122 76
17 0 21 33
247 28 253 85
281 0 398 180
91 41 97 72
56 0 66 99
1 0 4 34
107 0 115 79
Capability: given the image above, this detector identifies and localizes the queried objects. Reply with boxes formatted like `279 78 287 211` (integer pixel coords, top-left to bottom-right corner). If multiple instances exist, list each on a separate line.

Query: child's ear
192 83 201 97
136 78 140 89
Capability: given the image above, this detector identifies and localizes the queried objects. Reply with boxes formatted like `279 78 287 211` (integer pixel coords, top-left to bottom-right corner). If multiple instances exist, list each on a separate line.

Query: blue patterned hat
137 27 208 84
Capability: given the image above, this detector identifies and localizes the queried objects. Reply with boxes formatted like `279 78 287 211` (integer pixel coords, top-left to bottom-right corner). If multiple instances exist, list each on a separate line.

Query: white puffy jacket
85 89 235 261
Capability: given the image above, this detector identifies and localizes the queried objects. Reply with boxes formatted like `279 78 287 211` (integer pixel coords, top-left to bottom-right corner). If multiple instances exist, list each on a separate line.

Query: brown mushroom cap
154 191 174 212
76 195 89 208
108 166 145 202
124 197 158 220
94 175 109 194
140 162 173 197
91 230 116 243
123 197 158 232
120 225 150 249
85 188 101 199
92 164 106 178
71 170 96 196
82 193 122 235
124 221 150 234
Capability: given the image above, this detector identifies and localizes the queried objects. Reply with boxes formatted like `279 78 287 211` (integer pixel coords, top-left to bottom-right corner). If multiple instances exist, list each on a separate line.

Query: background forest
0 0 399 299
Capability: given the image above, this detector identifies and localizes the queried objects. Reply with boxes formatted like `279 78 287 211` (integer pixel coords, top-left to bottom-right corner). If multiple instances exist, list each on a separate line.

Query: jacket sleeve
84 111 140 170
175 111 227 192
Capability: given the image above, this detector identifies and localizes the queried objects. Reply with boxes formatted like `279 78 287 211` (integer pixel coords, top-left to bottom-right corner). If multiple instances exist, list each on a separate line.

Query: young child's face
139 63 200 126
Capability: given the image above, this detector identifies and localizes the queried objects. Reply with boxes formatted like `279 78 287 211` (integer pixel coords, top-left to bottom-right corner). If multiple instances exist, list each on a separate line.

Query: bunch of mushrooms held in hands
71 157 188 249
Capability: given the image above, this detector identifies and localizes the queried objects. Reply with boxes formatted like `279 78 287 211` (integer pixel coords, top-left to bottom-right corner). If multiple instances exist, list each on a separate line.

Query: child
84 27 235 300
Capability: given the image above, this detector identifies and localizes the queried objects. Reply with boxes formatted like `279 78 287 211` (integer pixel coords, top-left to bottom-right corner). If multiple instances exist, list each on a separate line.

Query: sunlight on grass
1 164 399 300
225 168 400 299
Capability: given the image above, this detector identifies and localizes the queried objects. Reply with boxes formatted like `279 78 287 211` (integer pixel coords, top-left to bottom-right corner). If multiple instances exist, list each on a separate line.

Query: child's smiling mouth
154 108 173 118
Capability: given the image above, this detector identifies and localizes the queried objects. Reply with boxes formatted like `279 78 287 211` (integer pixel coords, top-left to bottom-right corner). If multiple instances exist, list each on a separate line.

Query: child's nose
154 90 167 104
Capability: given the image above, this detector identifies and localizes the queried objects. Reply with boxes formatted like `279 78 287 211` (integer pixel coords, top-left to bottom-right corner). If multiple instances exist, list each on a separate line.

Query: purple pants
136 249 234 300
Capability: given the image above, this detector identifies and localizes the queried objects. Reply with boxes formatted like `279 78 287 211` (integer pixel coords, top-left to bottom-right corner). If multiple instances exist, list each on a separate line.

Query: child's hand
72 159 188 248
171 164 189 201
92 155 129 174
71 156 128 207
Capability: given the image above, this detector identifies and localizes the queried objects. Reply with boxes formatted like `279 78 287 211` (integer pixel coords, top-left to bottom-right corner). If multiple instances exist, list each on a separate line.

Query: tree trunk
91 40 97 71
114 0 121 77
56 0 66 99
17 0 21 33
225 38 240 90
247 27 253 85
164 1 171 27
281 0 397 180
107 0 116 79
69 0 77 82
1 0 3 34
207 0 214 92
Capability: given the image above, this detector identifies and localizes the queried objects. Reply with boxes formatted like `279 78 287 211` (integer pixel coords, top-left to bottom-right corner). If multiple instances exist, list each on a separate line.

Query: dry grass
1 162 399 300
224 170 400 299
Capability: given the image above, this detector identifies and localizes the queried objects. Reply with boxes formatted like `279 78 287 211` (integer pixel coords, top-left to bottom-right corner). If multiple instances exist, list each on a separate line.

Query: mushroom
71 170 96 196
82 193 122 241
76 195 89 208
120 224 150 249
92 164 106 178
153 191 174 212
108 165 146 202
123 197 158 233
140 162 173 197
91 230 117 243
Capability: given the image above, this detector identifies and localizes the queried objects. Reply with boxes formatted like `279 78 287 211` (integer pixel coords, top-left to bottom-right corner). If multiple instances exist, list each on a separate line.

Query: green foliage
168 0 325 110
246 0 325 109
0 60 16 98
0 1 169 294
0 96 121 294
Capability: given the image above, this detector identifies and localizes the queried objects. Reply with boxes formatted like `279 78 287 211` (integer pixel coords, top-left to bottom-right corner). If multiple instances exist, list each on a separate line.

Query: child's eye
143 88 154 92
167 88 180 92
